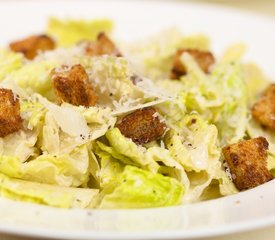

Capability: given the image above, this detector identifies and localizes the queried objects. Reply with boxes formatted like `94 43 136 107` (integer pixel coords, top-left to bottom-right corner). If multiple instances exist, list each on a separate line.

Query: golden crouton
252 84 275 130
170 49 215 79
84 32 122 57
222 137 273 190
0 88 22 137
51 64 98 107
9 34 55 60
116 107 167 145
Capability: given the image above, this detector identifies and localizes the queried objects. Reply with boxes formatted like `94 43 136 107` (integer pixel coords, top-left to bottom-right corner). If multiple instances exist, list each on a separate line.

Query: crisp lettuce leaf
0 49 23 81
104 128 159 172
181 46 248 145
243 63 270 105
84 56 150 111
37 95 116 154
180 34 210 51
163 114 230 203
99 166 184 209
145 146 189 187
0 145 90 187
20 99 47 130
40 112 60 154
0 173 98 208
123 28 210 80
95 150 124 188
47 18 113 47
0 130 38 162
212 63 247 145
5 60 57 99
0 98 44 162
221 43 246 63
165 114 220 171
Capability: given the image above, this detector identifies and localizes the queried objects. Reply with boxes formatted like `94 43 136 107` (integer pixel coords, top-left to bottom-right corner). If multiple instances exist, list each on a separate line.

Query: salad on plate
0 18 274 209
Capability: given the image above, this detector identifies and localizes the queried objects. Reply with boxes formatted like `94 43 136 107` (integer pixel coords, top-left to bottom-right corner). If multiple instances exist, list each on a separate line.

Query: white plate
0 0 275 239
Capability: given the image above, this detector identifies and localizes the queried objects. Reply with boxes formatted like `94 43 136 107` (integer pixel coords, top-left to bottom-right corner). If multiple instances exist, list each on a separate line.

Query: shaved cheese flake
37 95 90 137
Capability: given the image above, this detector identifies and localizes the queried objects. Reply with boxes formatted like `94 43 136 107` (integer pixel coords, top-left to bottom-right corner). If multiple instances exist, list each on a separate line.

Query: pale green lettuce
0 145 90 187
95 150 124 188
37 96 116 154
0 173 98 208
99 166 184 209
181 45 248 145
123 28 210 80
0 130 38 163
47 18 113 47
20 99 47 131
105 128 158 171
0 98 46 163
244 63 270 105
0 49 23 81
5 60 57 100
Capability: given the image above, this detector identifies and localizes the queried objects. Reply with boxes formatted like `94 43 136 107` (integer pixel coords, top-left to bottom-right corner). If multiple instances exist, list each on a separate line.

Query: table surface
0 0 275 239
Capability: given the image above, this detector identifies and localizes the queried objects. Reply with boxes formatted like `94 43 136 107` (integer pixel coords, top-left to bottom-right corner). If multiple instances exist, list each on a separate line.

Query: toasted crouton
222 137 273 190
116 107 167 145
0 88 22 137
9 34 55 60
52 64 98 107
84 32 122 57
170 49 215 79
252 84 275 130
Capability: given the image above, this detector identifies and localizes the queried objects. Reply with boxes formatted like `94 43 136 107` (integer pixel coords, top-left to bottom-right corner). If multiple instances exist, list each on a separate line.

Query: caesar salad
0 18 274 209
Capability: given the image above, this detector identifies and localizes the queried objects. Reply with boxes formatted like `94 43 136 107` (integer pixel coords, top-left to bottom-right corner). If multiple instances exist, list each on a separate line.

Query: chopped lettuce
0 145 90 187
244 63 270 105
99 166 184 209
0 130 38 162
5 60 57 99
47 18 113 47
20 99 47 130
0 49 23 81
0 173 98 208
181 45 248 146
105 128 158 171
123 28 210 80
165 114 220 171
95 150 124 188
97 128 159 172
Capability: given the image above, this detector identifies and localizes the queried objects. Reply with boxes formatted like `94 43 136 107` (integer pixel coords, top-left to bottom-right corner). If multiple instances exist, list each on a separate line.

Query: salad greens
0 18 273 209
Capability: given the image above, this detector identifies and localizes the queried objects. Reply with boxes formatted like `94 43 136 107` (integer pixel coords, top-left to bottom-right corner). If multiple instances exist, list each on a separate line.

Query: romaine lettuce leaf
104 128 159 172
47 18 113 47
181 46 248 145
243 63 270 105
5 60 57 100
20 99 47 130
0 130 38 163
95 150 124 188
0 145 90 187
0 49 23 81
99 165 184 209
0 173 98 208
123 28 210 80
